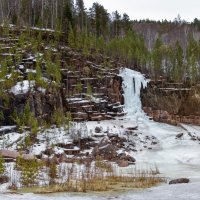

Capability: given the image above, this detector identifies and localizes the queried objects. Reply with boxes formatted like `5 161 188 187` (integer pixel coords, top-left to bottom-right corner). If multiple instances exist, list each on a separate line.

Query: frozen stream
1 181 200 200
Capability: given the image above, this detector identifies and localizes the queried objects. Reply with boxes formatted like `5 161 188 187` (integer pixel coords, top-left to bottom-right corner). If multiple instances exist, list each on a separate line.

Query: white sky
84 0 200 22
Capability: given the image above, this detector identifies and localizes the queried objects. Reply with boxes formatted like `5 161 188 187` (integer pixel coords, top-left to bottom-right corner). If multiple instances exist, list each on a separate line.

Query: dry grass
33 175 164 194
28 161 165 194
95 156 113 173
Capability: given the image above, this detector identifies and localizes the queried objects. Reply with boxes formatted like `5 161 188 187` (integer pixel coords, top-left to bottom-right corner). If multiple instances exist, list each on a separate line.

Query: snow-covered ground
134 119 200 179
1 68 200 199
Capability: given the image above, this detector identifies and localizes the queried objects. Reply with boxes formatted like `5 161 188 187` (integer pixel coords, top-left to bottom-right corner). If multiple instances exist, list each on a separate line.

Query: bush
16 157 42 187
0 156 5 175
49 159 58 180
52 110 71 128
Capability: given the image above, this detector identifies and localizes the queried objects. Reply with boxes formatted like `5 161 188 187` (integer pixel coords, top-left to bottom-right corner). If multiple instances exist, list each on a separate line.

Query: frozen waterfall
120 68 149 118
120 68 200 179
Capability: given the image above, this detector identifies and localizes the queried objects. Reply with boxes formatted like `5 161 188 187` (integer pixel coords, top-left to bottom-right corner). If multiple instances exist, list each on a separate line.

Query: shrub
16 157 42 187
0 156 5 175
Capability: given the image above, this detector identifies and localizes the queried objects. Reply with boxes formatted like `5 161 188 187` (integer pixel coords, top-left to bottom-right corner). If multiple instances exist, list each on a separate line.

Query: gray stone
169 178 189 185
176 133 184 139
95 126 102 133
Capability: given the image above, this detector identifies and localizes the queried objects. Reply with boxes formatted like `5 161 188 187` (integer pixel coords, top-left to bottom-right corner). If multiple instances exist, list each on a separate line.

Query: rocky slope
0 26 124 125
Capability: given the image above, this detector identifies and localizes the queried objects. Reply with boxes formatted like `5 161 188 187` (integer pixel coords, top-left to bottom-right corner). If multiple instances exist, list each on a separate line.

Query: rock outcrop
141 81 200 125
92 136 136 166
92 137 117 160
0 28 125 125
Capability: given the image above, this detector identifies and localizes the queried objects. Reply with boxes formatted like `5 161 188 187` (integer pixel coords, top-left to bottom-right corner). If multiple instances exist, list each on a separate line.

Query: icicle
133 78 136 93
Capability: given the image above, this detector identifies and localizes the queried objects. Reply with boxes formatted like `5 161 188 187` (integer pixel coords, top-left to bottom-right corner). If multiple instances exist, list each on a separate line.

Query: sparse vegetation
16 157 43 187
17 161 164 193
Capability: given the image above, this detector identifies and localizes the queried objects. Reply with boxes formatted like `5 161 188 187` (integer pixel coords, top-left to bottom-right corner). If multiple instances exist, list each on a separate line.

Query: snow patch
10 80 35 95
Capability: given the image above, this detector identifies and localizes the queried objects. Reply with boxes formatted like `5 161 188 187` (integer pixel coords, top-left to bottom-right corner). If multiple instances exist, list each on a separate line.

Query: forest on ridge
1 0 200 83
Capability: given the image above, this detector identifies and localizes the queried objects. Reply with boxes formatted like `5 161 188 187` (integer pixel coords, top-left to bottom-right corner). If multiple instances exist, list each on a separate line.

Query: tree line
1 0 200 83
0 0 131 37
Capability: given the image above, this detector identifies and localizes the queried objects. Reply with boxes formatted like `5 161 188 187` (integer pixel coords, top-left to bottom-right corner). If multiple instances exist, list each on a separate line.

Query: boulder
169 178 189 185
92 137 117 160
95 126 102 133
127 126 138 131
98 136 111 147
119 153 136 162
176 133 184 139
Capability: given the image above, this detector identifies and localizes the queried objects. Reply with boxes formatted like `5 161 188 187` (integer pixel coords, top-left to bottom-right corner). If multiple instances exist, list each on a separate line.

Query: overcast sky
84 0 199 22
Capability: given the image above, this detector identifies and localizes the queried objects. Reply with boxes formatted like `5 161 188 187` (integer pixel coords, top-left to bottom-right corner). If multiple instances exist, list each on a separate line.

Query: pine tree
152 37 163 79
89 3 109 38
17 157 41 187
86 83 92 99
75 0 86 32
63 0 75 31
122 13 131 33
68 23 76 48
112 11 121 37
0 156 5 175
174 41 183 81
186 34 199 83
